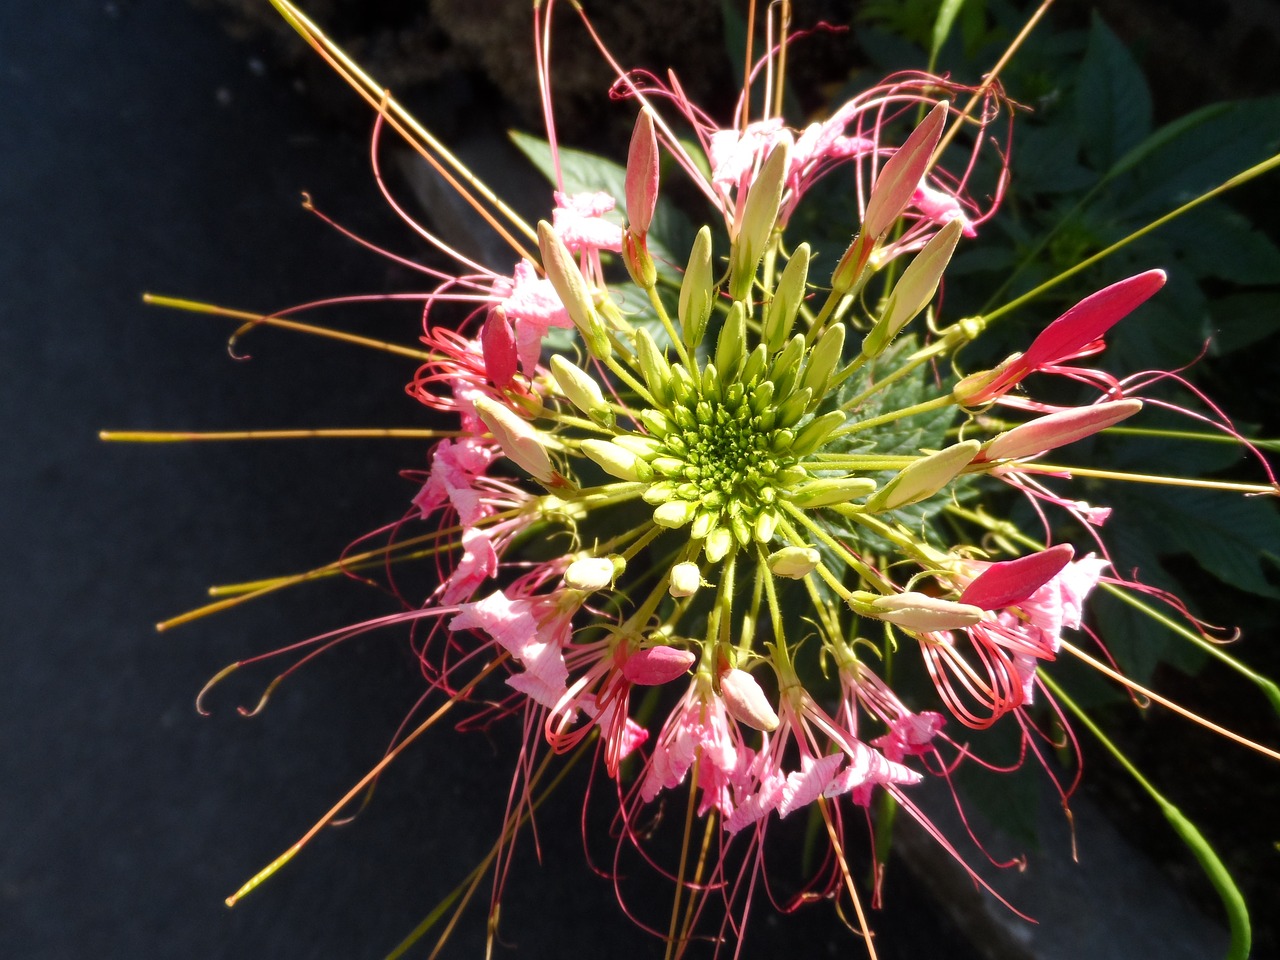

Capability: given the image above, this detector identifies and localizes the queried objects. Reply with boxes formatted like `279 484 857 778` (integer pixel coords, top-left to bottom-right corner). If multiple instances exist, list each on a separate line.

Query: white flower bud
720 668 780 731
767 546 820 579
668 561 703 597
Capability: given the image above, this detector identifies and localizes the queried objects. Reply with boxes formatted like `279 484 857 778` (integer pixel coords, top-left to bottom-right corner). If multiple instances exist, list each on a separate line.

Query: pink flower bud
480 307 518 388
864 100 949 239
958 544 1075 610
719 667 780 731
979 399 1143 462
963 271 1166 405
623 646 696 686
625 109 659 235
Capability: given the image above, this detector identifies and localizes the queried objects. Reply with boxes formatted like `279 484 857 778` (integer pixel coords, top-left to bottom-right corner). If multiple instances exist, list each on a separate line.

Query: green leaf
1209 291 1280 354
1156 201 1280 285
929 0 967 69
1137 487 1280 600
1073 13 1152 171
508 130 696 283
1116 96 1280 218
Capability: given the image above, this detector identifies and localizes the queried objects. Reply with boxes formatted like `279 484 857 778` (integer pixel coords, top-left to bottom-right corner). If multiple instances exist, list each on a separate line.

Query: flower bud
865 440 980 512
862 218 962 359
537 220 611 360
550 355 612 427
764 243 810 353
863 100 949 240
622 228 657 289
979 399 1143 462
625 109 659 235
768 546 820 579
580 438 650 482
720 667 780 731
611 433 663 460
472 395 554 483
800 322 846 397
654 499 698 528
668 560 703 598
789 476 878 507
791 410 846 456
704 526 734 563
634 327 674 404
728 138 790 301
715 300 747 379
624 645 696 685
830 233 873 301
866 592 985 632
958 544 1075 611
679 226 714 351
564 556 618 591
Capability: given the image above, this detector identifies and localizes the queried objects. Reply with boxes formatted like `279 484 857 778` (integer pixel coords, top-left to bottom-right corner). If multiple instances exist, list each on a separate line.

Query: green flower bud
764 243 810 353
537 221 611 360
679 226 714 351
767 546 821 579
728 138 790 302
865 440 980 512
863 218 962 359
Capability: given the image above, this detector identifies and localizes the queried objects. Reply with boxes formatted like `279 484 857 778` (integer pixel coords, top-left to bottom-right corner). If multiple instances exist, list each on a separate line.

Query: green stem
1041 674 1252 960
982 151 1280 328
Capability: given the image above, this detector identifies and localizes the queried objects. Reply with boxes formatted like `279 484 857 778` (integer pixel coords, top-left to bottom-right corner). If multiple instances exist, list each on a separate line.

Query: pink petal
623 646 697 686
959 544 1075 610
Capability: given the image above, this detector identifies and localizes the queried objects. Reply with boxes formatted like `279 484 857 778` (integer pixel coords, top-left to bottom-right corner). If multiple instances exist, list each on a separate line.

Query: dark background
2 2 1276 959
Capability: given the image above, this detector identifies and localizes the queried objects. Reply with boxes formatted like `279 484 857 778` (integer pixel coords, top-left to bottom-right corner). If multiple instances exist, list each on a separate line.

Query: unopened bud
790 476 878 507
863 100 949 240
473 395 554 483
865 592 984 632
863 218 962 358
704 526 734 563
720 667 780 731
581 438 650 482
625 109 659 235
624 645 696 685
715 300 747 378
564 556 619 591
537 220 611 360
654 499 698 528
768 546 820 579
979 399 1143 462
634 327 674 403
728 138 790 301
622 229 657 289
764 243 810 353
791 410 846 456
800 322 846 396
866 440 980 512
679 226 715 351
550 355 612 427
668 561 704 598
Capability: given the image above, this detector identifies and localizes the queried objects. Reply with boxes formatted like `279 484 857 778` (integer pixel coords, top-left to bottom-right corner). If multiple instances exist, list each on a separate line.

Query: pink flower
492 259 573 377
412 438 499 526
551 191 624 255
640 685 751 819
916 548 1109 725
448 589 574 708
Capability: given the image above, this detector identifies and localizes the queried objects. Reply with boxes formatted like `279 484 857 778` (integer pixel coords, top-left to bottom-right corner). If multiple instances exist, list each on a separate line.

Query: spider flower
162 4 1280 959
